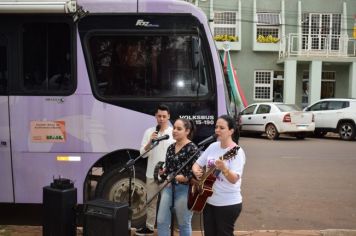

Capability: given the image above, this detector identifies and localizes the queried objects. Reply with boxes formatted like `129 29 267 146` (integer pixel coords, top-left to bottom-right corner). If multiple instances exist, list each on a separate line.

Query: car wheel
265 124 279 140
314 130 327 138
338 122 356 141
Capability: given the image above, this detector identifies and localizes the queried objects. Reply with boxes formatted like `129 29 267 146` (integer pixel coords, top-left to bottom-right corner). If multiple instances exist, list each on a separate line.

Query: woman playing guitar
192 115 246 236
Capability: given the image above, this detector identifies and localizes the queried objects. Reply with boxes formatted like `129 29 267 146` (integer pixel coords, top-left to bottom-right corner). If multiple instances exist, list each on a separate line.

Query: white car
239 102 315 140
303 98 356 141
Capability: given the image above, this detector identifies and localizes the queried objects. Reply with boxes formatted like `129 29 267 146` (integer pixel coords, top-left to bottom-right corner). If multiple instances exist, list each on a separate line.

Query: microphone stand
146 144 205 236
118 140 160 235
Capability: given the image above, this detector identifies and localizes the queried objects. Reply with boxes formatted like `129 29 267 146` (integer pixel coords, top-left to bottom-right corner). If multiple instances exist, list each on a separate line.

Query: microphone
198 134 217 147
152 134 170 144
155 125 161 134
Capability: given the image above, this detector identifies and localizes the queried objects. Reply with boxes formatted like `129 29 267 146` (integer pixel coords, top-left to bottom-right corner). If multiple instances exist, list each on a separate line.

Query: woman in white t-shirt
192 115 246 236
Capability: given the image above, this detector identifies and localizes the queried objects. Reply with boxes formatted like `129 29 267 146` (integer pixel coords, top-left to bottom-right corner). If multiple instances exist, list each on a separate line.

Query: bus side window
0 34 7 94
22 21 73 94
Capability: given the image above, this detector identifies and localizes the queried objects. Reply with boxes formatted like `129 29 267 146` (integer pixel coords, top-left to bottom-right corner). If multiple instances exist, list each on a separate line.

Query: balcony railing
279 33 356 59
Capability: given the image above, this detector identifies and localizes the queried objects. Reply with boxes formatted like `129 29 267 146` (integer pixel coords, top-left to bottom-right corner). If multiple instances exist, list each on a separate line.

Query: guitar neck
196 146 238 184
199 157 223 183
200 166 217 182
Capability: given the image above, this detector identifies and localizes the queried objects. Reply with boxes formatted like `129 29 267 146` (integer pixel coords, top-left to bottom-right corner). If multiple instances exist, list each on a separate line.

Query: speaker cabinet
84 199 129 236
43 186 77 236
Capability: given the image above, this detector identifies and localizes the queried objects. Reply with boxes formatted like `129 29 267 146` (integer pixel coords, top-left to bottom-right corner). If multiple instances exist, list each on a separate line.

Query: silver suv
304 98 356 140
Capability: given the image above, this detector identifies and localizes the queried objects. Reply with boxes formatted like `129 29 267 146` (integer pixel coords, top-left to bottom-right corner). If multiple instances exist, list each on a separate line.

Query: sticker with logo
30 121 66 143
135 19 159 28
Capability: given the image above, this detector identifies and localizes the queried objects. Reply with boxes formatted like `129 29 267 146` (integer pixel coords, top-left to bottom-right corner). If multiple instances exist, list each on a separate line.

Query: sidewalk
1 226 356 236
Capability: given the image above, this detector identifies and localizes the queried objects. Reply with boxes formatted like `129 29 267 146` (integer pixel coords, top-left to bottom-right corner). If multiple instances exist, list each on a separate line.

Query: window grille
256 27 279 38
214 27 236 37
256 12 280 40
301 13 341 51
254 71 272 100
257 13 280 25
215 12 236 25
213 11 238 37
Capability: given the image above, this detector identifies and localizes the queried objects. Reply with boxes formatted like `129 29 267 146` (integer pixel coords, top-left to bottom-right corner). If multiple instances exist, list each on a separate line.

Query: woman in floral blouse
157 118 199 236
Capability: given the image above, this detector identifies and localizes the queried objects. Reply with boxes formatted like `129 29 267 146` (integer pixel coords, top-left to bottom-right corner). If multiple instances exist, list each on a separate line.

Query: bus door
0 29 14 202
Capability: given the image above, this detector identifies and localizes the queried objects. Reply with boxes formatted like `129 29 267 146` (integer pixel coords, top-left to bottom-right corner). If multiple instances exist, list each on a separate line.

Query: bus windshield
89 34 210 98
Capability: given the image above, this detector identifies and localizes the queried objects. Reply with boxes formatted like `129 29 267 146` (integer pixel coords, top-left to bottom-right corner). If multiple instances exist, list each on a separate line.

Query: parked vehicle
239 103 315 140
0 0 240 227
303 98 356 141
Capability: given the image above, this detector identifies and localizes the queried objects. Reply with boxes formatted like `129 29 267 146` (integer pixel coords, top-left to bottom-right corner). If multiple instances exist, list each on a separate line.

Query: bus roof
0 0 207 24
0 0 77 13
79 0 207 22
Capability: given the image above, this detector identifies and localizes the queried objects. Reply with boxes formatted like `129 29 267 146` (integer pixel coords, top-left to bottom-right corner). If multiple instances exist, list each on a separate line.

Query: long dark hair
218 114 239 143
175 118 196 140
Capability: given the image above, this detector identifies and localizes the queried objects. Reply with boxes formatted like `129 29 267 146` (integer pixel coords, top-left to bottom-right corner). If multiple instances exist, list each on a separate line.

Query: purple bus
0 0 238 226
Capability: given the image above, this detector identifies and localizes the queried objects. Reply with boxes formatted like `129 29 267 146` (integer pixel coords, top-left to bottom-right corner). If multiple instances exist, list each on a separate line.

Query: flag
222 50 248 111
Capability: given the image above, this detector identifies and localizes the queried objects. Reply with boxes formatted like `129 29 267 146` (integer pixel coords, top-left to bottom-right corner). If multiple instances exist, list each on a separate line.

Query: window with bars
254 71 272 100
256 12 281 40
256 12 281 43
257 27 279 38
257 13 280 25
301 13 341 50
213 11 239 40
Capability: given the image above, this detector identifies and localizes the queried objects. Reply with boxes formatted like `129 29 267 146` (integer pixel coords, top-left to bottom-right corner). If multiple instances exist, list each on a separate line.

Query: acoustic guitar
187 146 239 213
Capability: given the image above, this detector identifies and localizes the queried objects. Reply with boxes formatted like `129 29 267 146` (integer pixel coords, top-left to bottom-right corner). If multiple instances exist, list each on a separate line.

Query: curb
321 229 356 236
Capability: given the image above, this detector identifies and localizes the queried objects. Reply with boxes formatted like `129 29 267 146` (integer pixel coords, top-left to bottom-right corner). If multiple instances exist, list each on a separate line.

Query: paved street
231 134 356 230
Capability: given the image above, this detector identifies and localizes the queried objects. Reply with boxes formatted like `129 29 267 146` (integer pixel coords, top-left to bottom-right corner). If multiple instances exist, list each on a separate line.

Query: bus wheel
95 165 147 228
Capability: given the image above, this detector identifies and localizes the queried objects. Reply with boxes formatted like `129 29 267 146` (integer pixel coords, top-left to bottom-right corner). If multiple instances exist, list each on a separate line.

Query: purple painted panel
78 0 137 13
139 0 205 18
10 94 159 202
0 97 14 202
13 152 102 203
75 32 92 95
9 96 156 153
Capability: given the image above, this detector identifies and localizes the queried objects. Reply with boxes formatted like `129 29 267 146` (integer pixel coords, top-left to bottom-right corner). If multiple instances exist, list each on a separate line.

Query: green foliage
214 34 239 42
256 35 280 43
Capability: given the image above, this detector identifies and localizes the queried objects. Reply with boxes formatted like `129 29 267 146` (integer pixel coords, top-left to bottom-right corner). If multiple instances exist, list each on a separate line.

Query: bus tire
95 165 147 228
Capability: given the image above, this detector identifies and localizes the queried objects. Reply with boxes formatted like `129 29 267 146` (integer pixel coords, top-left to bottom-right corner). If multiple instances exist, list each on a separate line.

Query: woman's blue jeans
157 183 193 236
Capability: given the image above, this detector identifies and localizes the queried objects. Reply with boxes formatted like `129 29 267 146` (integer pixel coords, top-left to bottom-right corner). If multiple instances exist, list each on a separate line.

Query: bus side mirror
192 36 200 69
